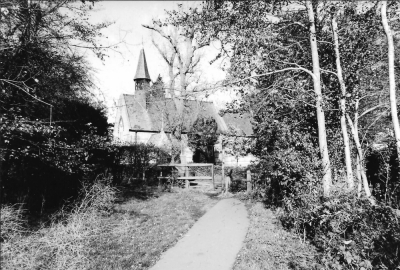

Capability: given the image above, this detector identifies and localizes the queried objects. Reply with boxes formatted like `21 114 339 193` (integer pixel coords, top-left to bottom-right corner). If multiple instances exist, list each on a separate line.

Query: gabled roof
134 48 151 81
122 94 226 133
222 113 253 136
122 94 253 136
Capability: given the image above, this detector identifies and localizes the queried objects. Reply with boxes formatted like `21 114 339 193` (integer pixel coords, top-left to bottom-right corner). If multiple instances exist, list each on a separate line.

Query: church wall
113 95 131 142
136 132 154 144
115 131 156 144
181 146 194 163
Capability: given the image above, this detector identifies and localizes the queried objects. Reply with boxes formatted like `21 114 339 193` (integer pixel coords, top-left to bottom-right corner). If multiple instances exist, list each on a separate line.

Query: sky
82 1 229 123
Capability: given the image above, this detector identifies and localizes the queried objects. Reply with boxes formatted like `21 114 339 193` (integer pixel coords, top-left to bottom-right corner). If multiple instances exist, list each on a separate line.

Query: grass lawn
233 201 319 270
89 186 219 270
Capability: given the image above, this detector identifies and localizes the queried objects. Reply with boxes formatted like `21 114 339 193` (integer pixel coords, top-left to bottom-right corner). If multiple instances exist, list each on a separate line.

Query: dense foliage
0 0 112 213
281 193 400 269
187 116 218 163
1 121 170 213
113 143 171 184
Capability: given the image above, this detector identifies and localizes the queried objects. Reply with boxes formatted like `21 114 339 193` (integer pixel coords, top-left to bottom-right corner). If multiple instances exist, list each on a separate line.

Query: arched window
118 118 124 138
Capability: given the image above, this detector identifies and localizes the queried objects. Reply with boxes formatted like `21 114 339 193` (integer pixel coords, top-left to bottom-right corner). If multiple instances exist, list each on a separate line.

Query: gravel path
150 198 249 270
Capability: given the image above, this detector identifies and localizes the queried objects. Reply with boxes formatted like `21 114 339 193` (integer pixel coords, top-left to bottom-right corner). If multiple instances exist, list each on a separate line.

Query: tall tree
381 1 400 166
331 9 354 190
148 28 178 97
143 8 207 96
306 1 332 196
193 0 334 196
1 0 111 130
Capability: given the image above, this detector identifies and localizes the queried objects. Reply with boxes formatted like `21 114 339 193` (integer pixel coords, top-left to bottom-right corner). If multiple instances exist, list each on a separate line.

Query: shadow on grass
204 193 223 201
114 183 162 203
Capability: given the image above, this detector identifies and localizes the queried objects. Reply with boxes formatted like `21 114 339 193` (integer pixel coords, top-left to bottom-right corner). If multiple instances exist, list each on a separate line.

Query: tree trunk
346 113 372 197
179 67 186 96
382 1 400 165
332 14 354 190
168 52 176 98
306 1 332 196
356 155 362 198
151 36 177 98
177 38 190 97
220 136 226 192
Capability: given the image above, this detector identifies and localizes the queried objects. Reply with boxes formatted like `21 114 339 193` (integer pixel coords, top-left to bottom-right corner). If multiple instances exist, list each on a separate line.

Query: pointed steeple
134 48 151 108
134 48 151 82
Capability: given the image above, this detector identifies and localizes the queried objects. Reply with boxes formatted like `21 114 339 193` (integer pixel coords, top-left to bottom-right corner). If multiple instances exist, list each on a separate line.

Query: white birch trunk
220 136 226 192
332 14 354 190
356 155 362 198
346 114 372 197
382 1 400 162
179 68 186 96
306 1 332 196
168 52 176 97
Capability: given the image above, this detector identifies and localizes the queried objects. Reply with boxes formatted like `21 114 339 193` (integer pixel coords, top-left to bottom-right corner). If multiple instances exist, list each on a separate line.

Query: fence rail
157 163 214 189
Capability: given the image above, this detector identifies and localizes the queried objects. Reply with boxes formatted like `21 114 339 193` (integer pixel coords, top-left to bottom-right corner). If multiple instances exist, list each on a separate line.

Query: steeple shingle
134 48 151 81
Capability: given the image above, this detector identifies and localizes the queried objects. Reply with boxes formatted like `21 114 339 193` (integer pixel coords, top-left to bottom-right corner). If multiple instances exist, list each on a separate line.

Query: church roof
122 94 253 136
222 112 253 136
134 48 151 81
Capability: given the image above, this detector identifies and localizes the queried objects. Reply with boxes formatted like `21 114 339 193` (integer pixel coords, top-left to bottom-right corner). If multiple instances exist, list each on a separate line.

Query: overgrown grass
0 182 218 270
0 204 26 242
1 178 117 269
233 201 319 270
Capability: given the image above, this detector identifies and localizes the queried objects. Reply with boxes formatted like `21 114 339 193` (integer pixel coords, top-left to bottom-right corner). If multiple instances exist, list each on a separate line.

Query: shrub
113 143 171 185
280 191 400 269
187 116 218 164
73 177 117 215
366 139 400 209
1 122 116 214
251 116 323 207
1 122 170 214
227 167 250 193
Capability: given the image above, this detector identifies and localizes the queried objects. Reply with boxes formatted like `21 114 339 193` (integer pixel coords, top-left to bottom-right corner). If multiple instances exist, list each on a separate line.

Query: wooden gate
157 163 214 189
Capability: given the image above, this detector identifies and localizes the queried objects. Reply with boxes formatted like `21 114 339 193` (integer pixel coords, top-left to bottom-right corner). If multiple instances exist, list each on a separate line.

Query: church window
118 118 124 138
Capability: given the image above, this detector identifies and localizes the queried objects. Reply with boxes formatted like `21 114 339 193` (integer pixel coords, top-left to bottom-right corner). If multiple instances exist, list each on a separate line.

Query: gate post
247 170 252 192
211 164 215 189
185 167 190 189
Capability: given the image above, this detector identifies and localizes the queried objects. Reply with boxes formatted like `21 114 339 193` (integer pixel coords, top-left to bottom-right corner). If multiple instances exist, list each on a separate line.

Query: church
113 48 254 166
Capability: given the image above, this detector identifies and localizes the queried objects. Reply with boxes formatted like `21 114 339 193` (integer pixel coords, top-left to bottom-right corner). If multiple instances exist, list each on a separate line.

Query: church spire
134 48 151 108
134 48 151 82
